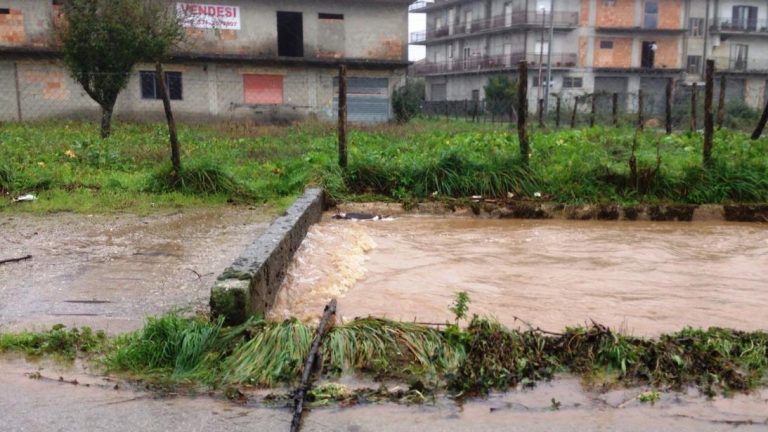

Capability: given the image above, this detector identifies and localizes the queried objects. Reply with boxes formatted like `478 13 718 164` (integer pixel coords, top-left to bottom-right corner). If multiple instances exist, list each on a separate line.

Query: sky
408 12 426 61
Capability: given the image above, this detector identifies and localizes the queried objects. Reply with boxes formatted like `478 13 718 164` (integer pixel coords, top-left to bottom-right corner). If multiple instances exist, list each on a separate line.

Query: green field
1 119 767 213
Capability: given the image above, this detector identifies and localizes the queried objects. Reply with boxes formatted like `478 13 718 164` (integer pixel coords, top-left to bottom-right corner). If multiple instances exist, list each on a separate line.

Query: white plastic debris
507 192 515 199
13 194 37 202
533 192 542 198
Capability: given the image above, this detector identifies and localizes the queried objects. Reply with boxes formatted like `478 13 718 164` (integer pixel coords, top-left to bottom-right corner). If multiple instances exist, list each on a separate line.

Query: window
277 11 304 57
448 44 454 59
644 1 658 29
318 13 343 20
732 6 758 31
686 55 702 73
472 89 480 101
140 71 182 100
531 76 553 87
689 18 705 36
0 8 10 14
563 77 583 88
603 0 616 6
732 44 749 71
243 74 283 104
431 83 447 101
599 40 614 49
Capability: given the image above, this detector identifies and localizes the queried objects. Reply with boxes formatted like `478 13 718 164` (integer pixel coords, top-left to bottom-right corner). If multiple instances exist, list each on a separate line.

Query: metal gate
334 77 391 123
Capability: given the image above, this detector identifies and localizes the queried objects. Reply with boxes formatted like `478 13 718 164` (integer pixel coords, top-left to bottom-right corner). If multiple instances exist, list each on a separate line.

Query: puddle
274 215 768 336
0 208 271 333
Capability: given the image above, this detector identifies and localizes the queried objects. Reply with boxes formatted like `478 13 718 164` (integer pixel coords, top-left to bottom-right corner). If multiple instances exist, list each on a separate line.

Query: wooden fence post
537 98 544 128
517 61 529 165
637 89 644 131
337 64 348 169
690 82 698 133
155 62 181 174
570 96 579 128
704 59 714 165
555 95 561 128
665 78 673 134
612 92 618 126
717 74 726 129
590 93 596 127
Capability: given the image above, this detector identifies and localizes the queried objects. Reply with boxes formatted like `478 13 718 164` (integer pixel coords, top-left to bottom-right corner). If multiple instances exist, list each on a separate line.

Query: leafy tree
392 79 426 123
484 75 517 118
58 0 183 138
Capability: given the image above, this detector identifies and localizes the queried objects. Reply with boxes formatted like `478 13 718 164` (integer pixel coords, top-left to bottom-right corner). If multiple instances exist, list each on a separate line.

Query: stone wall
210 188 326 325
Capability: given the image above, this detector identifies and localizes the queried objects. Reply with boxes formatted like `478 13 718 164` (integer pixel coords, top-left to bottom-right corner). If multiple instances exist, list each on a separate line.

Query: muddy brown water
0 208 271 333
272 215 768 336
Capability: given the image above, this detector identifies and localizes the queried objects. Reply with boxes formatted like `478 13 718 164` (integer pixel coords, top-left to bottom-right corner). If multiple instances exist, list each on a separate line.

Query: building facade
411 0 768 111
0 0 410 122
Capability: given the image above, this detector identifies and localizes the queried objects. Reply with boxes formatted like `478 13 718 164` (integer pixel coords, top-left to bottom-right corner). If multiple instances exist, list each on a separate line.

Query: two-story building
0 0 411 122
412 0 768 111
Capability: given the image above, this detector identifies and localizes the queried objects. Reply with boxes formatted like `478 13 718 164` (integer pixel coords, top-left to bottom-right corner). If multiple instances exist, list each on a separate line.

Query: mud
274 215 768 336
1 355 766 432
0 208 271 333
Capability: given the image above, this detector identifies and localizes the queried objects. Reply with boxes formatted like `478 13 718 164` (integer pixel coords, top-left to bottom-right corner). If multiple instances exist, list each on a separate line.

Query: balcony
711 17 768 35
410 11 579 45
413 52 577 75
595 24 686 34
713 56 768 73
409 1 431 12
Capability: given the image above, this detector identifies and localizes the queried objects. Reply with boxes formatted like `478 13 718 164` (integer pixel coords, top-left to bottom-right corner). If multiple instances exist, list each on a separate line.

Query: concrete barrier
210 188 326 325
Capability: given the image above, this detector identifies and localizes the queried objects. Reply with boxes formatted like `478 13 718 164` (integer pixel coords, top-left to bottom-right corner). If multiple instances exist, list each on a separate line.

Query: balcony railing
413 53 577 75
712 56 768 72
409 1 430 12
711 17 768 33
410 10 579 44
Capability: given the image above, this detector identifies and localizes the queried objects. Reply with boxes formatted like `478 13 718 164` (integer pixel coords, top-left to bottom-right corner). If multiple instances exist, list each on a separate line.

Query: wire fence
419 85 761 132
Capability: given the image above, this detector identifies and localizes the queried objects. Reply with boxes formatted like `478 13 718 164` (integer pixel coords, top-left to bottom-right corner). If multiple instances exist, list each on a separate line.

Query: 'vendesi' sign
177 3 241 30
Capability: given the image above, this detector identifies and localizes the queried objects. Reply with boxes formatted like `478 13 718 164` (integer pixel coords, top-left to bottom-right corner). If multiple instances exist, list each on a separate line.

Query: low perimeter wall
210 188 326 325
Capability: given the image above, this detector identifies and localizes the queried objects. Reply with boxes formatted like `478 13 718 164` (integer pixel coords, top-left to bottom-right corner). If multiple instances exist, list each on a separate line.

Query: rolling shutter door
334 77 390 123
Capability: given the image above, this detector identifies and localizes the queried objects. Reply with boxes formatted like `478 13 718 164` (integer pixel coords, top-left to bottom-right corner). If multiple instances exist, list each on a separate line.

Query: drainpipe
544 0 555 113
703 0 710 75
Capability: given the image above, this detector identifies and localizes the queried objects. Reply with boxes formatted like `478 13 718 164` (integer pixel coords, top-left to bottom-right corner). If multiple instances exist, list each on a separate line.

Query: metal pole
544 0 555 113
536 6 545 105
702 0 710 75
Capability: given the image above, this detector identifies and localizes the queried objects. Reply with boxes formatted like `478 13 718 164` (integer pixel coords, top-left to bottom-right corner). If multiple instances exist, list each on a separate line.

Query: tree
392 79 425 123
58 0 183 138
484 75 517 118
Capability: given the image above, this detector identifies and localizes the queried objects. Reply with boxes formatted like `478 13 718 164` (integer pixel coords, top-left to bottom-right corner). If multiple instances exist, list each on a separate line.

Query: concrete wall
210 188 326 325
0 58 405 122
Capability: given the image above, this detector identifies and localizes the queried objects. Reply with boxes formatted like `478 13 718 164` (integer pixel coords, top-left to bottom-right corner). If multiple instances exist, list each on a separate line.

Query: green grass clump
0 324 107 359
145 160 246 197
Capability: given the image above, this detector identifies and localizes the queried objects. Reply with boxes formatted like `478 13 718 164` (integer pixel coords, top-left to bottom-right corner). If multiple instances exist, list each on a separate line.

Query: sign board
177 3 241 30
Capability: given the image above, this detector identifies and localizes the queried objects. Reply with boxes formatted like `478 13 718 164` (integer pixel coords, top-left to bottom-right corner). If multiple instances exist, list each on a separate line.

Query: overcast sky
408 12 426 61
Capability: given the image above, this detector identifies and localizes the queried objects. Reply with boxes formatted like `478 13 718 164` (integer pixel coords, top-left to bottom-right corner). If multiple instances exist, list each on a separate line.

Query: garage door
334 77 390 123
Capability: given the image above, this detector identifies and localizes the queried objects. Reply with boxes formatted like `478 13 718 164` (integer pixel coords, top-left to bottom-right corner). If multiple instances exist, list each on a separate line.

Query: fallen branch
0 254 32 265
290 299 337 432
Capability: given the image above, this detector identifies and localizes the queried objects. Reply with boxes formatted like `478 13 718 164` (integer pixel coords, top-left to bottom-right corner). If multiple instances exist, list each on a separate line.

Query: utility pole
544 0 555 113
702 0 710 75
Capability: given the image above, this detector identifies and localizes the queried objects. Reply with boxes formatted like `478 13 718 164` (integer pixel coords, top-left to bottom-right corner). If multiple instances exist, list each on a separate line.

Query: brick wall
655 38 679 68
580 0 590 26
0 9 25 45
657 0 682 29
596 0 635 28
594 38 632 67
579 37 588 67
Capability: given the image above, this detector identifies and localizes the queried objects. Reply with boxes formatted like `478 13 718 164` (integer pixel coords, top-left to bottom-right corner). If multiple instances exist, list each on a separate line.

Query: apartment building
411 0 768 111
0 0 410 122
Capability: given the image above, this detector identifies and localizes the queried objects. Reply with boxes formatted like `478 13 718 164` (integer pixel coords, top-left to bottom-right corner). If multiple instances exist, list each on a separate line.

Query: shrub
484 75 517 117
392 79 425 123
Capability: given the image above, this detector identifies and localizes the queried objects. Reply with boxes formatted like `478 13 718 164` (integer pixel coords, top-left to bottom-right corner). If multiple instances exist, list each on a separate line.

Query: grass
2 119 767 213
4 312 765 399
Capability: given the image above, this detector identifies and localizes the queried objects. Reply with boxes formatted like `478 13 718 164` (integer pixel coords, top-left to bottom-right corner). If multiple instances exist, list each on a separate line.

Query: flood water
272 216 768 336
0 208 270 333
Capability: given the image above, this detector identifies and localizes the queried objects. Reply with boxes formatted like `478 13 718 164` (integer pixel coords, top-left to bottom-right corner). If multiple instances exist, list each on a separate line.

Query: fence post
590 93 596 128
337 64 348 169
612 92 618 126
704 59 714 165
690 82 698 133
637 89 644 131
517 61 529 165
13 61 22 121
717 74 726 129
155 62 181 174
665 78 673 135
555 95 561 128
537 98 544 128
570 96 579 128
